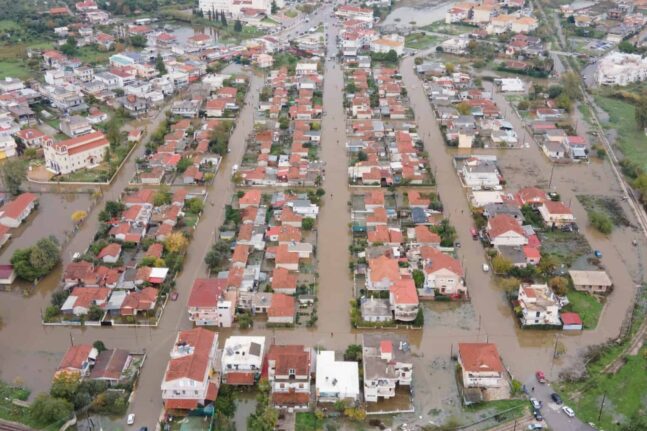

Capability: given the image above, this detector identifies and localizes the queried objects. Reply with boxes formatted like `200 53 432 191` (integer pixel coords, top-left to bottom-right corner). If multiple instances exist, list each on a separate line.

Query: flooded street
382 0 456 28
400 53 647 386
0 7 644 431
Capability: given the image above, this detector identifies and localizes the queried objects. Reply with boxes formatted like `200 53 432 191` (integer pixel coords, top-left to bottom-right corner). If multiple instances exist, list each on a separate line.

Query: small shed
560 312 583 331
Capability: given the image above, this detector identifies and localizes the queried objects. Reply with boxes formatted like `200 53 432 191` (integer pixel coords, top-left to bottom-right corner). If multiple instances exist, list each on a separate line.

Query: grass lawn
295 412 324 431
594 94 647 171
538 230 592 267
76 46 112 65
0 20 21 32
559 348 647 430
0 381 59 430
0 60 32 80
405 33 439 50
422 21 476 35
563 289 603 329
284 9 298 18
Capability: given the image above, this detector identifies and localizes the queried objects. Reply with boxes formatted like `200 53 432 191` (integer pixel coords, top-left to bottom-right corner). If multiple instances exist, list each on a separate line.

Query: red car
535 370 546 383
170 292 179 301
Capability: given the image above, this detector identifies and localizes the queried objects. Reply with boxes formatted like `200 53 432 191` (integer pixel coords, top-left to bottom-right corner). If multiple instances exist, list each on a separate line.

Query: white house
266 345 312 410
370 34 405 56
315 350 360 403
487 214 528 247
461 157 501 189
0 193 38 228
187 278 234 327
221 336 266 385
362 334 412 403
596 52 647 86
517 283 561 326
537 201 575 226
458 343 506 391
161 328 220 411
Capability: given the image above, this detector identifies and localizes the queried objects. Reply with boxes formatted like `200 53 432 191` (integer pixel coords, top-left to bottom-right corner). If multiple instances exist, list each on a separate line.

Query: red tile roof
0 193 37 220
268 293 295 318
225 371 255 385
164 328 216 382
58 344 93 371
187 278 226 308
389 279 419 305
488 214 524 238
458 343 504 373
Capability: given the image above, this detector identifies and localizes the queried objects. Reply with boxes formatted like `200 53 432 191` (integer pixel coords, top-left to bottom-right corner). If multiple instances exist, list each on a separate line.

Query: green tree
491 255 512 274
344 344 362 361
205 241 231 270
60 37 78 56
155 53 167 75
412 269 425 289
271 0 278 14
556 93 572 112
620 416 647 431
29 236 61 273
87 304 104 321
129 34 147 48
153 185 172 206
176 156 193 173
93 340 107 352
50 373 80 402
589 210 613 234
301 217 315 230
220 10 227 26
238 312 253 329
456 101 472 115
560 72 581 100
635 94 647 131
1 159 27 195
619 40 636 54
99 200 125 221
186 198 204 215
549 276 569 295
634 173 647 204
30 394 73 425
386 49 398 63
278 116 289 130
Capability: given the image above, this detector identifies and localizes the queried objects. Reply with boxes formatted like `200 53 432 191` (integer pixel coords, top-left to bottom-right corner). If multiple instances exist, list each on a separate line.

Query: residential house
568 270 613 294
187 278 235 327
362 334 412 403
44 131 110 175
537 201 574 226
389 279 420 322
315 350 360 403
487 214 527 247
517 283 561 326
266 345 313 410
55 344 98 378
0 193 38 228
161 328 220 412
221 336 266 385
457 343 508 403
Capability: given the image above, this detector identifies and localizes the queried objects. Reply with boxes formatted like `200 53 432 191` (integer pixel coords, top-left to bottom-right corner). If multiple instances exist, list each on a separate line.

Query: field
563 289 603 329
0 40 53 80
76 46 113 65
404 33 439 50
594 94 647 172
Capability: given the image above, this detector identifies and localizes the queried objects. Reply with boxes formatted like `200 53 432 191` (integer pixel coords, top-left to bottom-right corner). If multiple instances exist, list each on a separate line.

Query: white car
127 414 135 425
562 406 575 417
482 263 490 272
530 398 541 410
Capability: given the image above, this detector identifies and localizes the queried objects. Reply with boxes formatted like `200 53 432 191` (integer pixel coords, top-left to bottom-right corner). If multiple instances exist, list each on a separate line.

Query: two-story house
187 278 235 327
517 283 561 326
457 343 509 403
266 345 313 410
362 334 413 403
221 336 266 385
161 328 220 412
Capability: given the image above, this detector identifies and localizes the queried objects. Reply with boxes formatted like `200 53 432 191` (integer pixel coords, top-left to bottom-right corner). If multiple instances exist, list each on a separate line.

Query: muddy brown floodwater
1 13 644 431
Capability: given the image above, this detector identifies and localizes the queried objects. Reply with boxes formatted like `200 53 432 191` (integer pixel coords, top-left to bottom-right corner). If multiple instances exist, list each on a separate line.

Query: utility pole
598 391 607 422
69 332 74 347
548 163 555 189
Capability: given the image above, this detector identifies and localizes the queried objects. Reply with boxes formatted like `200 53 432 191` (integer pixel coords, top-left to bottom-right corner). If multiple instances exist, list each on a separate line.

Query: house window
288 368 296 375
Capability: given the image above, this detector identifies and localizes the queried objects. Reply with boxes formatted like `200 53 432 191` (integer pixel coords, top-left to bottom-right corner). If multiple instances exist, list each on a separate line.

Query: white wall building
315 350 360 403
596 52 647 86
221 336 266 385
44 131 109 174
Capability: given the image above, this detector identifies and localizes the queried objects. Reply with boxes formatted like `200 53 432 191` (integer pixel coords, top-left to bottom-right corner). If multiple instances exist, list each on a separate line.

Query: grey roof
249 342 262 357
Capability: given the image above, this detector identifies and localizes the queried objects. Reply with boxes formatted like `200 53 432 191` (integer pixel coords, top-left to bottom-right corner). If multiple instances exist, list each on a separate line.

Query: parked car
170 292 179 301
594 250 602 258
535 370 546 383
551 393 563 404
533 409 543 421
482 263 490 272
562 406 575 417
530 398 541 410
127 414 135 425
527 424 544 430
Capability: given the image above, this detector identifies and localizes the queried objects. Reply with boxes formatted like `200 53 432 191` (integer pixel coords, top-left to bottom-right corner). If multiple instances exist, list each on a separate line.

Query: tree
620 416 647 431
93 340 107 352
344 407 367 421
344 344 362 361
1 159 27 195
87 304 104 321
517 100 529 111
589 210 613 234
279 116 289 130
385 49 398 63
491 255 512 274
549 276 569 296
30 394 73 425
12 236 60 282
560 72 581 100
71 210 87 224
153 185 172 206
176 156 193 173
220 11 227 26
619 40 636 54
129 34 147 48
635 94 647 131
302 217 315 230
271 0 278 14
538 254 560 276
547 85 563 99
345 82 357 93
634 173 647 204
556 93 572 112
50 373 80 402
238 311 253 329
412 269 425 289
155 53 167 75
60 37 78 56
185 198 204 215
456 101 472 115
165 232 189 254
205 241 231 270
445 62 455 74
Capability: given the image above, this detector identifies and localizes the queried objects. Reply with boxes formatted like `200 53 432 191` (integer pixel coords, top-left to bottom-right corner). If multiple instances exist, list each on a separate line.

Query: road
400 53 642 430
525 378 594 431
